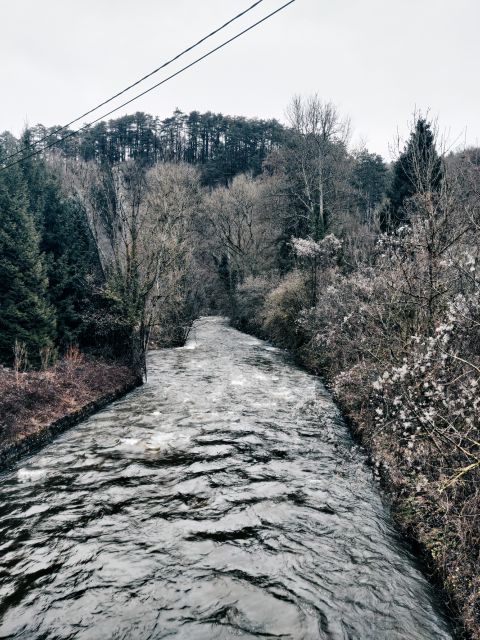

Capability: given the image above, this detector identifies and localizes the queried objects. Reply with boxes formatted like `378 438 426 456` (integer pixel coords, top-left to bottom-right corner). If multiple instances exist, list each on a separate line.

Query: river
0 317 453 639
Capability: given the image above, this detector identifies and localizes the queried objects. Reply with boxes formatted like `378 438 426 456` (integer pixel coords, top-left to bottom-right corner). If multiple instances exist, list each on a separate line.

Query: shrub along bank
232 262 480 640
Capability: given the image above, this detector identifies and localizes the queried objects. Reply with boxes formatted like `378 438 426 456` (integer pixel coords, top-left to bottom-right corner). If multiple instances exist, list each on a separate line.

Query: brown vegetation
0 353 138 451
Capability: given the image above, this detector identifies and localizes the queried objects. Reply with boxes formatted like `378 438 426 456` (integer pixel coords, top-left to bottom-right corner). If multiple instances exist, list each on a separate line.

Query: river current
0 317 452 639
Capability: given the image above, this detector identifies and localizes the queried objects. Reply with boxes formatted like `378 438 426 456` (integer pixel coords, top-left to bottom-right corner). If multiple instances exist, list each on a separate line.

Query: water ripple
0 317 452 639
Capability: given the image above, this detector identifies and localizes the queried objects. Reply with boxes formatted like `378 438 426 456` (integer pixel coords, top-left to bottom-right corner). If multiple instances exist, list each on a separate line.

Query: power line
0 0 295 173
2 0 266 164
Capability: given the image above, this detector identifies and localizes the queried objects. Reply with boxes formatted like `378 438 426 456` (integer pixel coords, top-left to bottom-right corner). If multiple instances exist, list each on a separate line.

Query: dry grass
0 356 137 449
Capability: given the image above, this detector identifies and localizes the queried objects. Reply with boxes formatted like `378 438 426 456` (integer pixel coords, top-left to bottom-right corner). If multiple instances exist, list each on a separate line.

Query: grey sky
1 0 478 159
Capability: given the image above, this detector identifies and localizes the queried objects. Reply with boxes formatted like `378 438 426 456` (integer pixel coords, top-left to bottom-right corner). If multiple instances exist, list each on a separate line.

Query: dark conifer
382 118 442 231
0 163 56 366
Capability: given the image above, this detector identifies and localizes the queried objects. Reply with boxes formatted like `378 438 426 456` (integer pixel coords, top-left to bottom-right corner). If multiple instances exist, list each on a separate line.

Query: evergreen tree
382 118 442 230
353 151 389 222
17 138 101 350
0 163 56 367
48 109 284 184
41 190 100 349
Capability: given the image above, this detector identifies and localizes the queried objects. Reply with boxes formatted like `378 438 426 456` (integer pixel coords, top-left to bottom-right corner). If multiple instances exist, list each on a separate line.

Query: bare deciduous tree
71 161 200 375
205 174 280 293
284 94 352 239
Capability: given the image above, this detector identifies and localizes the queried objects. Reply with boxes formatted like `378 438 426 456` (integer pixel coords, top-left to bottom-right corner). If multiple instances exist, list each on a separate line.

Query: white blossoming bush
298 257 412 386
292 234 342 265
291 236 323 259
373 295 480 475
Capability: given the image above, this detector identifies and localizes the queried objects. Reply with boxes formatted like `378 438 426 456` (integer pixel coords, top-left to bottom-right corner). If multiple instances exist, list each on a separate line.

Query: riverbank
231 303 476 640
0 356 141 469
0 317 454 639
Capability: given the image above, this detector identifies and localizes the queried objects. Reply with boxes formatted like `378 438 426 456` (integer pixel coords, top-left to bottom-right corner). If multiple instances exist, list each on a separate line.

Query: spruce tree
0 164 56 367
18 141 100 349
353 151 389 221
382 118 442 231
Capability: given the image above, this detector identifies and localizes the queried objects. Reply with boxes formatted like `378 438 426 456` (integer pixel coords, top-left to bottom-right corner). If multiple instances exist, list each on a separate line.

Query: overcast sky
1 0 478 159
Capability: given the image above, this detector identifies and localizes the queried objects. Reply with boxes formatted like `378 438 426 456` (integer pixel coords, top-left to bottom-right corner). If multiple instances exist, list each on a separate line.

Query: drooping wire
0 0 295 173
1 0 266 164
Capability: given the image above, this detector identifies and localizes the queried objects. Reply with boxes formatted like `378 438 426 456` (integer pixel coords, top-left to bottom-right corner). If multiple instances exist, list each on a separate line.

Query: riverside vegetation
0 98 479 637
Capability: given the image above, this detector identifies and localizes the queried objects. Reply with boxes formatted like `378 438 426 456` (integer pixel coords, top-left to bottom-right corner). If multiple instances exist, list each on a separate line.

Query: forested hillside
1 98 480 637
0 109 280 369
24 110 284 185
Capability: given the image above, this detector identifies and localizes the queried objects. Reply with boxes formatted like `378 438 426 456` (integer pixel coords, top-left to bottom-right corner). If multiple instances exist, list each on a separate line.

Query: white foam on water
271 389 295 400
231 377 246 386
146 431 191 450
183 341 197 350
120 438 141 447
23 504 50 517
17 468 48 483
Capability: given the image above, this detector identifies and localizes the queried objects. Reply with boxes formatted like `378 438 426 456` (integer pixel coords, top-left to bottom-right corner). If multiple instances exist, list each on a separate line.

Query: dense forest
0 109 282 369
22 109 285 185
1 99 480 637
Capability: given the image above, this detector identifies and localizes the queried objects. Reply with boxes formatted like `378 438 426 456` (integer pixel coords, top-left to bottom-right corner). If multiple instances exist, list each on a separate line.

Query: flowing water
0 317 453 639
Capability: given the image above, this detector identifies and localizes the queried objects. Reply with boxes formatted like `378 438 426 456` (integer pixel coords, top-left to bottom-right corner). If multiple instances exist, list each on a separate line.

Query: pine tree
353 151 389 222
0 163 56 367
18 144 100 349
40 188 100 349
382 118 442 231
